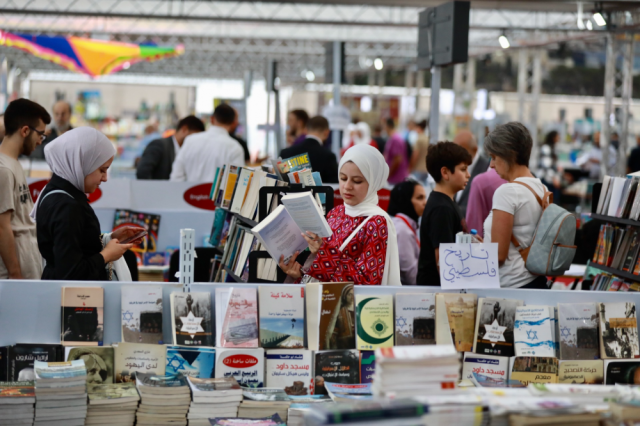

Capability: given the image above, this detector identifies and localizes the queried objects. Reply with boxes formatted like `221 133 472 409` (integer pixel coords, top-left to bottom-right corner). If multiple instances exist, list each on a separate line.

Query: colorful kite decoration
0 31 184 77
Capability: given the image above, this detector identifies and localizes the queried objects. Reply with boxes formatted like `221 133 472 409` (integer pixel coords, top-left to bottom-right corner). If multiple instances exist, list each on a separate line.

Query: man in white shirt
170 104 245 182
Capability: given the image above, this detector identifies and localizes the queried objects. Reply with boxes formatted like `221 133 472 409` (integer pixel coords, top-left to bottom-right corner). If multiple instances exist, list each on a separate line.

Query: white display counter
0 280 637 348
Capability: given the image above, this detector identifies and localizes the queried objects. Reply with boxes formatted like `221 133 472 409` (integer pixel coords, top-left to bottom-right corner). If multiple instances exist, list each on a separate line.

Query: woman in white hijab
32 127 144 281
279 144 401 285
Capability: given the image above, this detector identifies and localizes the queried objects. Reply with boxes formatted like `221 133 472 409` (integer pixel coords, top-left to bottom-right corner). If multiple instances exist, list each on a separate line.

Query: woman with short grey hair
483 122 549 289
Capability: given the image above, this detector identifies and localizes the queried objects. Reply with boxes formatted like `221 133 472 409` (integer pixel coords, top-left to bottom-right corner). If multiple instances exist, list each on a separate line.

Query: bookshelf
591 213 640 228
590 263 640 283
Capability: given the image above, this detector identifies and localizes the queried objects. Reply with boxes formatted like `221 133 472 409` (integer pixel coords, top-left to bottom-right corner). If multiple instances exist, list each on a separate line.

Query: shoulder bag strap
508 181 551 262
41 189 73 203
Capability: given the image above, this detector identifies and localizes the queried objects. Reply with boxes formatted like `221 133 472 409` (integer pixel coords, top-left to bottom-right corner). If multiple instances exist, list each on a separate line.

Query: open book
251 191 331 263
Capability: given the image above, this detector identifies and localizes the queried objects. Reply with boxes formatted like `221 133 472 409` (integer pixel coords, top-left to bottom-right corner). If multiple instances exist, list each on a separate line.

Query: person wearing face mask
387 180 427 285
278 144 401 285
32 127 145 281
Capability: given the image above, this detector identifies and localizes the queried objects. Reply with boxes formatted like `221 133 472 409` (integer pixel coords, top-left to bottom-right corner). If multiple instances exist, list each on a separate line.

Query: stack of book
589 272 637 291
186 377 242 426
238 389 291 423
135 373 190 426
596 175 640 220
86 383 140 426
372 346 460 398
286 396 333 426
0 381 35 426
33 360 87 426
304 399 432 426
592 223 640 272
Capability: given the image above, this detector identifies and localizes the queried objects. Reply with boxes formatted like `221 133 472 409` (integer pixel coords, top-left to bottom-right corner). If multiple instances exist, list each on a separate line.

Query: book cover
113 209 161 255
114 342 166 383
222 165 240 209
604 359 640 384
9 344 62 382
166 346 215 378
278 153 311 175
215 348 264 388
514 306 555 357
473 298 523 357
359 351 375 384
61 287 104 346
259 286 305 349
319 283 356 351
394 293 436 346
136 371 189 389
67 347 114 384
87 382 140 403
265 350 313 395
558 360 604 384
557 303 599 360
221 288 259 348
623 230 640 272
442 293 477 352
355 294 394 350
187 376 241 394
170 292 213 347
121 285 163 345
0 381 35 400
210 414 285 426
461 352 509 384
230 168 254 214
313 350 359 396
598 302 640 359
510 357 558 385
434 295 454 347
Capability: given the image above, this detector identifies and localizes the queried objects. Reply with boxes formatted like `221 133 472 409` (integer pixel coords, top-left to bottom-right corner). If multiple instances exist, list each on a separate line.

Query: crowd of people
0 97 615 289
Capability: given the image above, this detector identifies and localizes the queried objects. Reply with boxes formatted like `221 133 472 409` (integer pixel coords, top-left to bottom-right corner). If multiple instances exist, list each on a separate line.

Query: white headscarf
338 144 401 286
354 122 371 145
30 127 116 221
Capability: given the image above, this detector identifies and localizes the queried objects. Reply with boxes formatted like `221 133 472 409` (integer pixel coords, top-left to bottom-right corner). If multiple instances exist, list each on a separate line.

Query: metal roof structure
1 0 639 81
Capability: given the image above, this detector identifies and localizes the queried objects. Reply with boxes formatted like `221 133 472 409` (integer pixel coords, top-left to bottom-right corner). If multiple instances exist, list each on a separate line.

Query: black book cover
9 344 62 381
605 361 640 385
313 350 360 396
0 347 8 382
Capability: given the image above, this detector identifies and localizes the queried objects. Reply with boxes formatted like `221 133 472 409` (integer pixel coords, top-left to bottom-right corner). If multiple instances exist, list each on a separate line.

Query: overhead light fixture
498 34 510 49
593 12 606 26
305 70 315 82
586 20 593 30
374 58 384 70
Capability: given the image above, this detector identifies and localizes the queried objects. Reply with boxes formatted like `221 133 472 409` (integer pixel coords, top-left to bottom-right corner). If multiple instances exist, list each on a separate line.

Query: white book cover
279 192 332 238
215 348 264 388
597 176 612 214
395 293 436 346
251 205 309 264
259 286 305 349
607 177 627 217
558 303 599 360
240 170 267 219
265 349 313 395
121 285 163 344
215 287 232 347
462 352 509 383
230 168 253 214
514 306 555 357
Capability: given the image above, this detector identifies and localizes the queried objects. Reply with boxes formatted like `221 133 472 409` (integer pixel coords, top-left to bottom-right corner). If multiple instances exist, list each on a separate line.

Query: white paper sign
438 243 500 289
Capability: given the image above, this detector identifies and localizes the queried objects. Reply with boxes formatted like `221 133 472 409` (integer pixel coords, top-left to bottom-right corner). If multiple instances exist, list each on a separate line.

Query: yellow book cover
558 360 604 384
510 356 558 385
222 165 239 209
442 293 477 352
355 294 394 350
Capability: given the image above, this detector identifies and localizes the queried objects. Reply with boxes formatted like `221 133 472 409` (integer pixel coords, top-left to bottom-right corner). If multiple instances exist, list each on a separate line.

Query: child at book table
278 144 402 285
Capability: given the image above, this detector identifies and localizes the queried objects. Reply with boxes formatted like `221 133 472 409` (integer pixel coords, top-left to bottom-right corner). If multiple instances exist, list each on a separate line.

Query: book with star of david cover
114 342 166 383
557 303 599 360
473 298 524 357
165 346 215 378
170 292 213 347
355 294 394 351
220 288 259 348
394 293 436 346
121 285 163 345
514 306 555 357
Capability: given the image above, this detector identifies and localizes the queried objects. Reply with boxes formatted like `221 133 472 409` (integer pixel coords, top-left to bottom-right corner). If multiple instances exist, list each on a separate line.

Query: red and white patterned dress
303 205 388 285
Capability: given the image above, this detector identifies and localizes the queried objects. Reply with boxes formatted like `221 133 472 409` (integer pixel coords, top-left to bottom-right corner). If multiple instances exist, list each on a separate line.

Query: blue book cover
209 208 227 247
359 351 375 384
514 306 555 357
311 172 326 204
166 346 215 378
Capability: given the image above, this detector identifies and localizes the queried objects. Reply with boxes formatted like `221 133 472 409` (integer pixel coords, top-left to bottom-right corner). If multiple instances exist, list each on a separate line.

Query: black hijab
387 180 420 222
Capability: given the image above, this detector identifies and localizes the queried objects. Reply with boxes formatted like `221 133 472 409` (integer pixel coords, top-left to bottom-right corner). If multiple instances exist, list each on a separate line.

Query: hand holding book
302 231 322 254
278 251 302 279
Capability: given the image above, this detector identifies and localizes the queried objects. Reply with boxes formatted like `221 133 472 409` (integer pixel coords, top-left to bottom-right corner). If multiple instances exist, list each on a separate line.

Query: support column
465 58 476 114
618 35 634 176
429 66 441 145
331 40 342 159
602 34 615 178
529 50 542 169
453 63 464 115
415 70 424 110
517 49 528 123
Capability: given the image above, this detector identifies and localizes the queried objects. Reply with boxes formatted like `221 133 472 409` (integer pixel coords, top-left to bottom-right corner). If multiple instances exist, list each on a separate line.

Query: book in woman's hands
251 192 332 264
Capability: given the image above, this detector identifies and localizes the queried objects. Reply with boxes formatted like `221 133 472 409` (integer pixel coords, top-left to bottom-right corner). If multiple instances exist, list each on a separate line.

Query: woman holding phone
32 127 145 281
278 144 401 285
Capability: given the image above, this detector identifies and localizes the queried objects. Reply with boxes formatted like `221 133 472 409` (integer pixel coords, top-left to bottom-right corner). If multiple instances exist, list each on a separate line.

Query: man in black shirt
417 142 472 286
